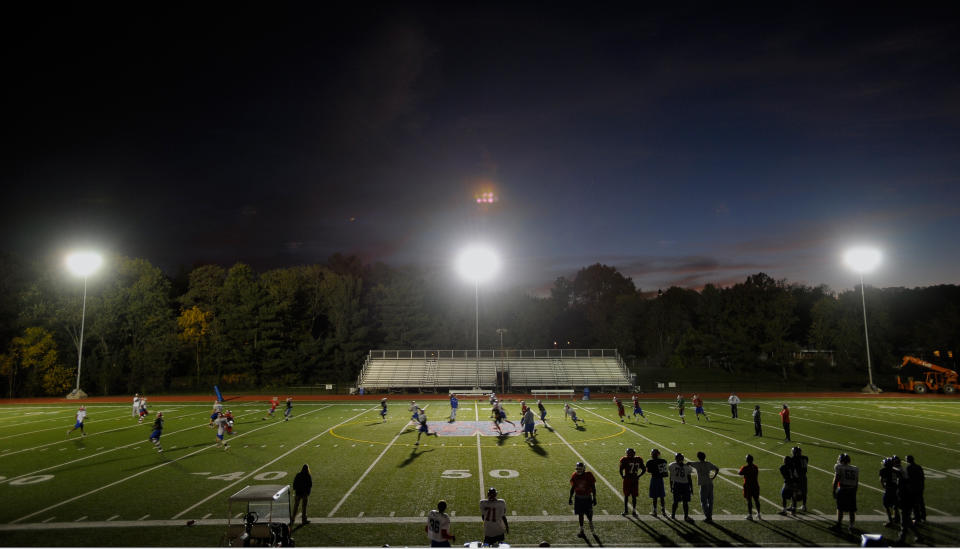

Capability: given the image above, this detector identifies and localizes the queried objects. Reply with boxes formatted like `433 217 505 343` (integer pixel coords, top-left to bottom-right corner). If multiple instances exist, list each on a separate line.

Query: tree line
0 253 957 397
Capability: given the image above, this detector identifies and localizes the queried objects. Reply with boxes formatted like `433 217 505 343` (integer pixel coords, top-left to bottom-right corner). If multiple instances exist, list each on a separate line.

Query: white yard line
11 407 328 523
791 402 960 438
171 405 342 519
327 413 410 518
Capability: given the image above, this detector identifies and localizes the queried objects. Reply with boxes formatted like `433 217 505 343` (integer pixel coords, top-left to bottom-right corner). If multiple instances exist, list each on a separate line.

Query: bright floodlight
66 252 103 277
844 247 881 274
456 245 500 283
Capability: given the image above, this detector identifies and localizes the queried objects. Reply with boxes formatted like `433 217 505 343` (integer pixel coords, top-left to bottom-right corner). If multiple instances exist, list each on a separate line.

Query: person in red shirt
738 454 762 520
779 404 791 441
569 462 598 538
619 448 646 517
692 394 709 422
614 397 626 422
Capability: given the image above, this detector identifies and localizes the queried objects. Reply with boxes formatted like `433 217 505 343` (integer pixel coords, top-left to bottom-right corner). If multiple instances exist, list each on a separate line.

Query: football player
632 394 648 423
426 500 455 547
564 403 584 425
676 394 686 424
879 457 900 527
690 451 719 522
537 399 549 427
480 487 508 546
67 405 87 437
646 448 668 517
214 412 229 450
614 397 626 422
791 446 809 511
149 412 164 453
380 397 388 422
283 397 293 421
415 407 437 445
569 462 597 537
668 453 694 521
739 454 761 520
619 448 646 516
692 394 709 422
833 453 859 533
263 396 279 420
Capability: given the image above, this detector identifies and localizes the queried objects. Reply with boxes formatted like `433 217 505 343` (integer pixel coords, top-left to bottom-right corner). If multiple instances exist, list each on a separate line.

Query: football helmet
156 412 163 417
626 448 636 457
651 448 660 458
838 453 851 464
488 487 498 498
791 446 802 457
576 462 586 473
675 453 684 462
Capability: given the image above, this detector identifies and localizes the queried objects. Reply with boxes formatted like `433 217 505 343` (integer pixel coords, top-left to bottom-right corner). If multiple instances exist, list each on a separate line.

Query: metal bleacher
356 349 631 392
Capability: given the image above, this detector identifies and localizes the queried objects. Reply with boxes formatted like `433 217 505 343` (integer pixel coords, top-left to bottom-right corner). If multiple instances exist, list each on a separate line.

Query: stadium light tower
66 251 102 399
456 245 500 390
844 246 882 393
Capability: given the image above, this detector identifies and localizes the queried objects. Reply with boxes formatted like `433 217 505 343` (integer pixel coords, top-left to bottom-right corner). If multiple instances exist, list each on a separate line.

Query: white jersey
213 401 223 413
668 462 693 485
690 461 719 486
835 463 859 487
426 510 451 543
215 416 228 436
479 498 507 536
728 394 741 405
133 397 140 416
522 409 535 425
76 409 87 423
565 405 574 417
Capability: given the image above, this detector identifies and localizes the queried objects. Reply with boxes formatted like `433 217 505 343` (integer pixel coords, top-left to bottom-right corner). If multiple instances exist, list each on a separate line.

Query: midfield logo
427 421 523 437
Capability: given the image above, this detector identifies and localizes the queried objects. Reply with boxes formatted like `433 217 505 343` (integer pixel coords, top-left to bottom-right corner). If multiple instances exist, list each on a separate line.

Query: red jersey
692 396 703 407
619 456 646 479
616 400 625 413
780 408 790 423
570 471 597 496
521 404 529 415
738 463 759 490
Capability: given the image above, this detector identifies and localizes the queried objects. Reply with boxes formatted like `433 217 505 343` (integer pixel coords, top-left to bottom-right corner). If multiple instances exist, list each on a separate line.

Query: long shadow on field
624 516 677 546
661 517 729 546
398 447 434 468
705 520 756 546
753 516 818 546
789 514 858 544
527 439 548 457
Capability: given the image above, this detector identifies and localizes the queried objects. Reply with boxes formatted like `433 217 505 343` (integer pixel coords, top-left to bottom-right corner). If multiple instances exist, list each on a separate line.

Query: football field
1 395 959 547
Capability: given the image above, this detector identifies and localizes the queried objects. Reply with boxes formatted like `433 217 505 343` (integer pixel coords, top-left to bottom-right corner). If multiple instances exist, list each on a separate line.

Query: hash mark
75 516 87 522
42 517 56 523
107 515 119 521
358 512 364 517
542 510 548 516
138 514 150 521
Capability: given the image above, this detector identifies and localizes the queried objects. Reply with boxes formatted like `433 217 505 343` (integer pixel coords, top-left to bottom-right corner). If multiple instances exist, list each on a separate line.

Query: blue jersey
450 397 459 409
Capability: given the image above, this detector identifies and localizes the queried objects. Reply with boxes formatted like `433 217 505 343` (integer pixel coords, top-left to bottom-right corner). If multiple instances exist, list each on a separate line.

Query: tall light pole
496 328 507 394
66 251 102 399
456 245 500 390
844 247 882 393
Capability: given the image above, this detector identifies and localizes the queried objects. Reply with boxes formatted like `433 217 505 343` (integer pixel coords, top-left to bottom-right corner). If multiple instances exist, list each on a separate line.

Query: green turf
1 397 958 546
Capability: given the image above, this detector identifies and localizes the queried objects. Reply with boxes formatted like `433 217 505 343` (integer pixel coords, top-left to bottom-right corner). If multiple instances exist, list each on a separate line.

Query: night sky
6 3 960 294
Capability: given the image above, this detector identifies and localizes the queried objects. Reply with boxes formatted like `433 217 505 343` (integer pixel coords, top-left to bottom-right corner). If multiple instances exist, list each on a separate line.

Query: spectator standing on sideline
149 412 164 453
67 406 87 437
426 500 455 547
779 404 791 441
668 453 695 521
905 455 926 524
690 451 719 523
569 462 598 538
291 464 312 526
480 487 508 546
727 392 740 418
738 454 761 520
896 456 924 544
449 394 458 422
752 405 763 437
833 453 859 534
